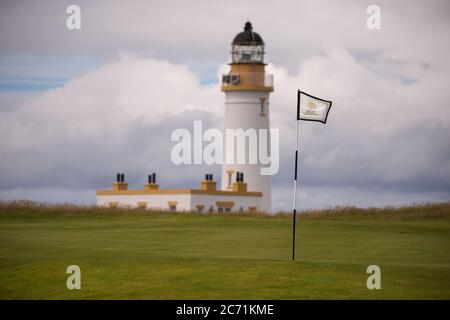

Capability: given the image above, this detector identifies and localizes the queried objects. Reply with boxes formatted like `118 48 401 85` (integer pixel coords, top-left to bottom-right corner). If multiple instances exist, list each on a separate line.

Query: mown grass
0 201 449 299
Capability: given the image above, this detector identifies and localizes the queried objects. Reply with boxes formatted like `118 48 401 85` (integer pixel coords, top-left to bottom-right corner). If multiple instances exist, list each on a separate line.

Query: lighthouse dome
232 22 264 45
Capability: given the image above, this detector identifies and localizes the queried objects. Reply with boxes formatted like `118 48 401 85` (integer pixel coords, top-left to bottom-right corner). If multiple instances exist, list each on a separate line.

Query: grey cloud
2 1 449 70
1 1 450 211
1 51 450 211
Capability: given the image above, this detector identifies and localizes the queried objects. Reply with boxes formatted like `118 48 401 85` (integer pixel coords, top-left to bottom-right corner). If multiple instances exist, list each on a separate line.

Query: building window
218 207 224 213
137 201 147 209
216 201 234 211
108 201 119 209
216 201 234 212
167 201 178 212
196 205 205 213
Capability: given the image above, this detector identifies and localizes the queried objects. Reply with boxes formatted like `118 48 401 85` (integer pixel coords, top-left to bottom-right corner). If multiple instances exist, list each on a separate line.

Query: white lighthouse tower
221 22 274 212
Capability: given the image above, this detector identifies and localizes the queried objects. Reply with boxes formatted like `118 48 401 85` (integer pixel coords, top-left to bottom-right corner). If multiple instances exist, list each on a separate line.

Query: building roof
232 21 264 45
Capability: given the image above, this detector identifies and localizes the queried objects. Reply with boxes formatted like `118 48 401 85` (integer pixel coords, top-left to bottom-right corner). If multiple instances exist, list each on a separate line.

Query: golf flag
292 90 333 261
297 91 332 124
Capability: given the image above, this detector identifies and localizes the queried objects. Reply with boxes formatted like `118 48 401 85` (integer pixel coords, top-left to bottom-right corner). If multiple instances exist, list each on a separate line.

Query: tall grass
1 200 449 220
287 202 450 220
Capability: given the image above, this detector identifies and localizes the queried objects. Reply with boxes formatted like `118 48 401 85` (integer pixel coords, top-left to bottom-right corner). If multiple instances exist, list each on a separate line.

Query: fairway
0 204 449 299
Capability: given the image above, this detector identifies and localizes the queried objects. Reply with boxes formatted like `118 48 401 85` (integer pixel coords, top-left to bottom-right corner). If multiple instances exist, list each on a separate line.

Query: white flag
297 90 332 124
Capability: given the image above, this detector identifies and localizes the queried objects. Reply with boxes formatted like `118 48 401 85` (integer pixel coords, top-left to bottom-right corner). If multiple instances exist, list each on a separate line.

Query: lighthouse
96 21 272 214
221 22 274 212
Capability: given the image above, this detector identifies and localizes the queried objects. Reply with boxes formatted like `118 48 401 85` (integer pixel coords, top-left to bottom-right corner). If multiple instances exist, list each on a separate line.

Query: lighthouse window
231 44 265 64
227 172 232 188
241 53 251 61
230 74 240 84
260 97 267 116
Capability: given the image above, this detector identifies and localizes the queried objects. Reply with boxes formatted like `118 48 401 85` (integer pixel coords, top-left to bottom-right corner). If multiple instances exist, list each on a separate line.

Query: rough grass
2 200 449 220
0 201 449 299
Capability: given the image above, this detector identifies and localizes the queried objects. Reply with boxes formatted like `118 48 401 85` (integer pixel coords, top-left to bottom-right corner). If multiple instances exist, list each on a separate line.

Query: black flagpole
292 90 300 261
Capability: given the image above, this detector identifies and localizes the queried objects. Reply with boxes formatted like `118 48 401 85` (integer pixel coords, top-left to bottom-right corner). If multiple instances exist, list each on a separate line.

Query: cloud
269 48 450 196
1 0 449 210
2 0 449 70
0 56 222 197
1 48 450 210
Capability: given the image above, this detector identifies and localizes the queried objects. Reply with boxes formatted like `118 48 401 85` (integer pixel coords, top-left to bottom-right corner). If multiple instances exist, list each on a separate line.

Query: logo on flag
297 90 332 124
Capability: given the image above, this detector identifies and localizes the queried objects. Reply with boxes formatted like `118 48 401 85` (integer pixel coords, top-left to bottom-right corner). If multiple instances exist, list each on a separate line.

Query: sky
0 0 449 211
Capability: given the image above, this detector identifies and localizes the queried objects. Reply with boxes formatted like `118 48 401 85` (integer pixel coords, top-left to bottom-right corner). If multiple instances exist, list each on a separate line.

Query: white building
96 22 274 213
96 173 262 213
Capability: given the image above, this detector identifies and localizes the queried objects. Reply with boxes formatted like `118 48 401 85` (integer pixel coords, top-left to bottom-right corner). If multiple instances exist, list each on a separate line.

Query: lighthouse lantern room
231 22 265 64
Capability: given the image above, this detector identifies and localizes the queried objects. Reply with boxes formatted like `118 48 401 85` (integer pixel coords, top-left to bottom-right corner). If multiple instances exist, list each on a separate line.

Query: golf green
0 204 449 299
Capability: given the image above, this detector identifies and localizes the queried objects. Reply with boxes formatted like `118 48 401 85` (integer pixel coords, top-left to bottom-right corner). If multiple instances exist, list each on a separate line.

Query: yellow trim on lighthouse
221 63 273 92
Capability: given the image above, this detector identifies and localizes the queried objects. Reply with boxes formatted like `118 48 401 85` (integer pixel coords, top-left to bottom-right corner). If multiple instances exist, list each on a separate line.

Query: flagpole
292 90 300 261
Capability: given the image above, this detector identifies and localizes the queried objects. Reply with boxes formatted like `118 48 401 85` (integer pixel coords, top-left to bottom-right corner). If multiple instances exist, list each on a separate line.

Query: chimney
232 172 247 192
145 172 159 190
112 173 128 191
201 173 216 191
